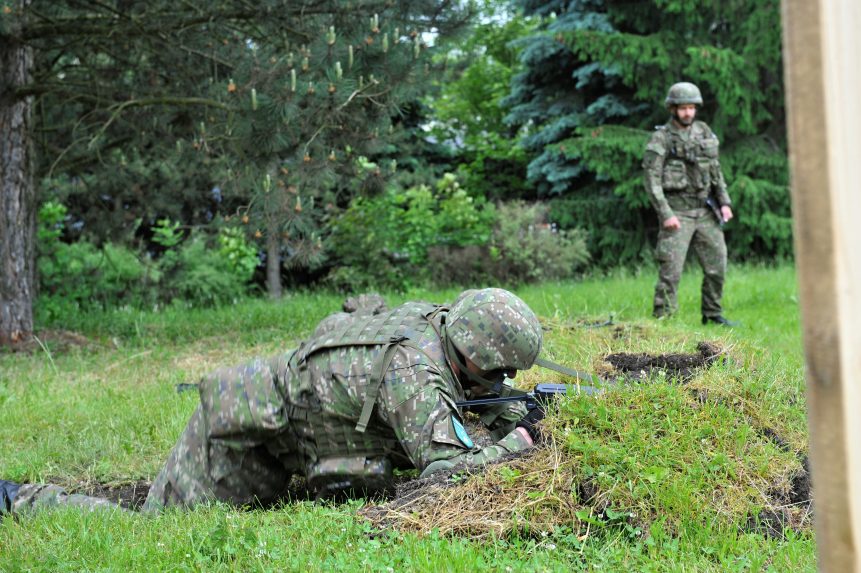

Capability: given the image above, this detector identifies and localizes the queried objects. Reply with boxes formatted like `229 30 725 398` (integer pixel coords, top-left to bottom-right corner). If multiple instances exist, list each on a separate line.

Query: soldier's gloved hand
515 406 546 443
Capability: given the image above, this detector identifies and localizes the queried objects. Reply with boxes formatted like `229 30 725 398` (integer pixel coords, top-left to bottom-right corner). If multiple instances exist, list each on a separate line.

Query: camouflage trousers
11 484 124 515
653 208 727 318
11 404 305 515
10 308 387 516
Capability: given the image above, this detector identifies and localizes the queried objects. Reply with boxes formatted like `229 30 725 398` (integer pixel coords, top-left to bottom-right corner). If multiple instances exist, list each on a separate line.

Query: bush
35 204 256 317
327 174 495 291
427 201 590 286
158 233 254 306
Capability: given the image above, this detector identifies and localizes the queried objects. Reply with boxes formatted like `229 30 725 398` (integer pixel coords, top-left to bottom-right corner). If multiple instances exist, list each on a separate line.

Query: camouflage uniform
11 292 532 514
643 118 732 318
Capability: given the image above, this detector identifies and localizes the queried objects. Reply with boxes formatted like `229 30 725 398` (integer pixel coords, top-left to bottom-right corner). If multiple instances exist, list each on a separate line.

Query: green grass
0 264 814 571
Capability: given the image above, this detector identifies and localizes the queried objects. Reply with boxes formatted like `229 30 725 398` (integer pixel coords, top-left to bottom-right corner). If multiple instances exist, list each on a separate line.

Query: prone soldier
1 288 550 515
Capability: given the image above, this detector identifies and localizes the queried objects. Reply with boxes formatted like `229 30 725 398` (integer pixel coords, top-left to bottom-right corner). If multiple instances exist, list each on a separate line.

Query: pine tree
202 5 469 296
0 1 470 344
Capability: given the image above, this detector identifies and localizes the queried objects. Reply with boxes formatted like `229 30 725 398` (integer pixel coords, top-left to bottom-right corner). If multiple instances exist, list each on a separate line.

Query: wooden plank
781 1 861 570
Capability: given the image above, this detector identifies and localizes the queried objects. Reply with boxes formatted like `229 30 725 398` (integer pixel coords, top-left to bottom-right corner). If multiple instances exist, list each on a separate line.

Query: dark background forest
0 0 789 344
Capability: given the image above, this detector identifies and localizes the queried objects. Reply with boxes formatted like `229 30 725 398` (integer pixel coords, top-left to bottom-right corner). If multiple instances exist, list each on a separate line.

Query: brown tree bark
0 0 36 347
265 228 283 299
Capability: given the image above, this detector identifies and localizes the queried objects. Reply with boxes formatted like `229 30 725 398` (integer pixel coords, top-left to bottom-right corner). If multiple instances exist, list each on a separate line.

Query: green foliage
486 200 590 284
429 5 537 200
218 228 259 283
151 219 184 249
327 174 495 291
35 204 254 315
159 234 252 306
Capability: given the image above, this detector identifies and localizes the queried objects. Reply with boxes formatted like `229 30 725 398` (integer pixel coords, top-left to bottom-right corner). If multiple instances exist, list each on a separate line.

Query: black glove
0 479 21 515
515 406 546 443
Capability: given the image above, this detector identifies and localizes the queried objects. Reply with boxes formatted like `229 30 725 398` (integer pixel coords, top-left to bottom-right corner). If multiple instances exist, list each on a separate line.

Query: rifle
704 196 726 228
455 383 601 411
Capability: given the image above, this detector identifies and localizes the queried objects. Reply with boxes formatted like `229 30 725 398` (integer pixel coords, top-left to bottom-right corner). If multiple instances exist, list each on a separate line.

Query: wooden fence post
782 1 861 570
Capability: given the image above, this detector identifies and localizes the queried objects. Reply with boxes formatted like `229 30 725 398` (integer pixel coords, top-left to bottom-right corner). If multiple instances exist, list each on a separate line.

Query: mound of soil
82 481 151 510
604 341 724 383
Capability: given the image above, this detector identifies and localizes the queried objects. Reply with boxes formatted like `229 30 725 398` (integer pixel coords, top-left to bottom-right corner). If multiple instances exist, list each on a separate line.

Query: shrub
161 235 252 306
35 205 256 317
327 174 495 291
490 201 590 283
426 201 590 286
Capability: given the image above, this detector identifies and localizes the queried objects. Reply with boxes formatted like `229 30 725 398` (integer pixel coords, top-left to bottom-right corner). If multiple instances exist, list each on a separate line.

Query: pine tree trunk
266 228 283 299
0 1 36 347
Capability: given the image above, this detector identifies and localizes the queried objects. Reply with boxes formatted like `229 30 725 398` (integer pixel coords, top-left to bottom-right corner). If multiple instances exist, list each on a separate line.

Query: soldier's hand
721 205 734 222
663 216 681 230
515 407 546 444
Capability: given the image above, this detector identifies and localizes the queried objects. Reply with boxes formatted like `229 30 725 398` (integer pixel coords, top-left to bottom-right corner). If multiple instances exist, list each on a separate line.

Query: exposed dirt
604 341 725 383
80 481 151 510
745 456 812 539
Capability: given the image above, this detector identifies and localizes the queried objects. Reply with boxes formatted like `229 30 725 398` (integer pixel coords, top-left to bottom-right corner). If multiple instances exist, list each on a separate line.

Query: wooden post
782 1 861 570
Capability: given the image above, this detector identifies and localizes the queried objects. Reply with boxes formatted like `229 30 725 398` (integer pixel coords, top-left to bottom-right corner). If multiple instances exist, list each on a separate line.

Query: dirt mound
604 341 724 382
81 481 151 510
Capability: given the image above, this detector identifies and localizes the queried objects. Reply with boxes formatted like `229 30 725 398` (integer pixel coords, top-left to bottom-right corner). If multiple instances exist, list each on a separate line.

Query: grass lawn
0 264 814 571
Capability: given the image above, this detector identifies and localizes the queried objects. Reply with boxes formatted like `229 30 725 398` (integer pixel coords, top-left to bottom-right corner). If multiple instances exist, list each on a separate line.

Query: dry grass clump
361 443 598 540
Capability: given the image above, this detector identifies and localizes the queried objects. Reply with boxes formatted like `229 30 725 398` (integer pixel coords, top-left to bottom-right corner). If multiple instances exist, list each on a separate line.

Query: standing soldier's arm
711 144 732 207
643 132 675 222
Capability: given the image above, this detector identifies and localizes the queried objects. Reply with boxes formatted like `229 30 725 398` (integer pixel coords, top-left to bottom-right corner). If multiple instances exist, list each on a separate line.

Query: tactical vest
283 302 456 496
658 121 721 210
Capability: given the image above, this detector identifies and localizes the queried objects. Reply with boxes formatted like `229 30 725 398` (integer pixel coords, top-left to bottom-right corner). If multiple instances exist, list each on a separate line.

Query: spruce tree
506 0 790 265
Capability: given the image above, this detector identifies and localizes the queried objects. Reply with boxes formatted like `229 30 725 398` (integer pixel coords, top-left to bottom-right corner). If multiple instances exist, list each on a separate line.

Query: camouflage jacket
199 301 530 492
643 119 732 222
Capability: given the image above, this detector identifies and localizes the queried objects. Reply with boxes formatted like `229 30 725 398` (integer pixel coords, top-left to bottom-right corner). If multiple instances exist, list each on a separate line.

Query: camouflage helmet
665 82 703 108
443 288 543 394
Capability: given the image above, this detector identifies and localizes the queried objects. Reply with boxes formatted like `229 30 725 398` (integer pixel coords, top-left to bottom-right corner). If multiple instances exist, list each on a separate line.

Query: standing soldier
643 82 736 325
2 289 553 515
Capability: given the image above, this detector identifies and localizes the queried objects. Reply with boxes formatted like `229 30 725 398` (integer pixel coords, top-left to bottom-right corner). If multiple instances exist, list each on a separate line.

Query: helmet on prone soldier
443 288 543 394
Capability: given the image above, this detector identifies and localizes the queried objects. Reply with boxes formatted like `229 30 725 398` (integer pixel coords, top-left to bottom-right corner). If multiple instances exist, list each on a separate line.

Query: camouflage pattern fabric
9 294 534 515
652 210 726 318
342 293 388 315
141 299 532 510
643 119 731 318
9 294 535 515
12 484 123 515
446 288 542 372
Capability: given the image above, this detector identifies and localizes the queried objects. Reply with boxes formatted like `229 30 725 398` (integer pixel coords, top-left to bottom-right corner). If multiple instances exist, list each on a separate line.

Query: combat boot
702 315 738 327
0 479 21 515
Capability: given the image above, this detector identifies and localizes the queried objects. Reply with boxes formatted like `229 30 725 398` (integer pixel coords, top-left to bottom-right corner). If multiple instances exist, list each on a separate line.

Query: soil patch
80 481 151 510
745 456 812 539
604 341 724 383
